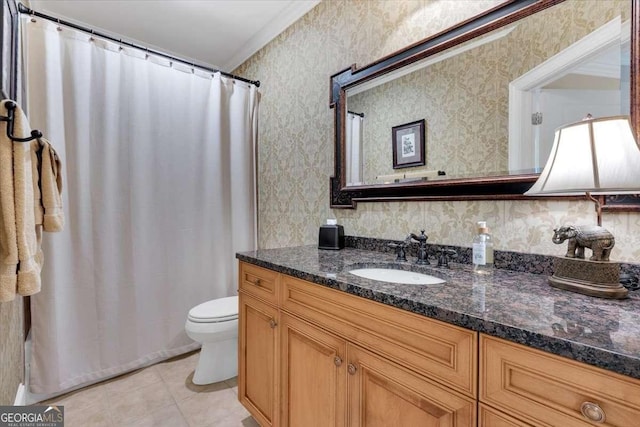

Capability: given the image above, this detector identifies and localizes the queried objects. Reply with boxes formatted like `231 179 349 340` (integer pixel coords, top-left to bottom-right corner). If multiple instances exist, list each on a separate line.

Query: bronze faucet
410 230 429 265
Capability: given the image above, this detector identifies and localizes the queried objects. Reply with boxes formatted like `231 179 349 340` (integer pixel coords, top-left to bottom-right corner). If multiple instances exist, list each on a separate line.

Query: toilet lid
188 296 238 323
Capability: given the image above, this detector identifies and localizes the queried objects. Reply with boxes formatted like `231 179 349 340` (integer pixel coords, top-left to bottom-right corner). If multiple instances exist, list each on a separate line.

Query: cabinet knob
334 356 342 367
347 363 357 375
254 278 262 286
269 319 277 329
580 402 605 423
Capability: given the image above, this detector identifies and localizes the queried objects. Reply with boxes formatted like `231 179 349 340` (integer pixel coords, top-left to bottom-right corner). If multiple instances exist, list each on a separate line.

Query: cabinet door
280 313 347 427
479 404 533 427
239 292 279 427
346 344 476 427
480 335 640 427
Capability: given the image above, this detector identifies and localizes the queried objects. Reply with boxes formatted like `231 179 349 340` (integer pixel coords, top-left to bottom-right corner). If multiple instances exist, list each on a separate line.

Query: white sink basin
349 268 445 285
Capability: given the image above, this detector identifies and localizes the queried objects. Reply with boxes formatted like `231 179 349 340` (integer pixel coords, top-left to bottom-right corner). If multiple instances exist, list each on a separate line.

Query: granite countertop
236 245 640 379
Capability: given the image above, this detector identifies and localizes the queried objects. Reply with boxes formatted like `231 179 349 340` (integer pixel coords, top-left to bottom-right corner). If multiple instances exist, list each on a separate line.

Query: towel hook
0 101 43 142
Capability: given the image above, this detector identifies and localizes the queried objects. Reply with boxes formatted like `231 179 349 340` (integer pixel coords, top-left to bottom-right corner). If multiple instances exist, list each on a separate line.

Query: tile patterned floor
40 351 259 427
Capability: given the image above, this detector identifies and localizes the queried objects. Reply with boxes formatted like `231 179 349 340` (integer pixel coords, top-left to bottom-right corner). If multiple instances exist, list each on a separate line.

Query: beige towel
11 102 42 297
37 138 64 232
0 100 18 301
0 100 64 301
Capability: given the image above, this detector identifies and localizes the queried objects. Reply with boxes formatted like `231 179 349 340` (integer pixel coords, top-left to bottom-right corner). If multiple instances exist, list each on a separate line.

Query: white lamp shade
525 116 640 195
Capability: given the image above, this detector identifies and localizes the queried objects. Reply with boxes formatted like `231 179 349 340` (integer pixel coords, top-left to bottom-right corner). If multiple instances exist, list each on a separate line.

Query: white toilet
185 295 239 385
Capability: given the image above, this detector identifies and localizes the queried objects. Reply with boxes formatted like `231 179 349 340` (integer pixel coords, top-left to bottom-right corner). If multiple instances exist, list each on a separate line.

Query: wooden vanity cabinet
280 313 347 427
480 335 640 427
238 261 477 427
478 404 532 427
279 274 477 426
346 344 475 426
239 261 640 427
238 293 279 427
279 312 475 427
238 263 281 427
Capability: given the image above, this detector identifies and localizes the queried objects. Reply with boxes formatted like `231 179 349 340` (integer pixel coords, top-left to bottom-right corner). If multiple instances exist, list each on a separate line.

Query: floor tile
33 351 255 427
212 407 259 427
156 352 199 378
156 352 230 402
241 415 261 427
126 403 188 427
103 365 163 395
224 377 238 388
62 400 112 427
106 380 175 424
41 381 108 408
177 388 244 427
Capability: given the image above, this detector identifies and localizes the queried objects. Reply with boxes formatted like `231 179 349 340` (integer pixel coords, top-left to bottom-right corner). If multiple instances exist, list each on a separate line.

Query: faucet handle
388 242 408 262
437 248 458 268
410 229 428 242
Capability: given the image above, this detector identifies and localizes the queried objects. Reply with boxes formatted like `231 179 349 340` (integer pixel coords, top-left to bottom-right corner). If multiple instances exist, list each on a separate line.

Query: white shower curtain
21 18 258 394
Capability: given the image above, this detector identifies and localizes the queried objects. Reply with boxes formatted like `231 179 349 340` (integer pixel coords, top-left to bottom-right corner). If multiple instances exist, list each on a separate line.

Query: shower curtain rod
348 110 364 118
17 3 261 88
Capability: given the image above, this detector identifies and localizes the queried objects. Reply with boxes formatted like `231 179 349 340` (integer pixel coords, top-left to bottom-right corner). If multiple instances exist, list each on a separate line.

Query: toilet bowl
185 295 238 385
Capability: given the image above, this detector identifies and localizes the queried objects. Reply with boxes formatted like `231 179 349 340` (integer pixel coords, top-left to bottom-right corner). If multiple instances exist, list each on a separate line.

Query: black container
318 224 345 250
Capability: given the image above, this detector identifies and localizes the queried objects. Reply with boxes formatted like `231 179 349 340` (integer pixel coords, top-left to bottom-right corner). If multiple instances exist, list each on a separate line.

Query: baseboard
13 383 26 406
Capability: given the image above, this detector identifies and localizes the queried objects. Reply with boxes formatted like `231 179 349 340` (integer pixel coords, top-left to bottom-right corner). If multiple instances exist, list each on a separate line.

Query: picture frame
392 119 425 169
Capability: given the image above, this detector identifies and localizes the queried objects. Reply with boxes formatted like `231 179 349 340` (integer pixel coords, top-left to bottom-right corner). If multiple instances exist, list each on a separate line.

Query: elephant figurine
552 225 615 262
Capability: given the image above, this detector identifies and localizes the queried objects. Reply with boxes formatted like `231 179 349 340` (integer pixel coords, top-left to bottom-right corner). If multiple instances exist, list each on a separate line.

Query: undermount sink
349 268 445 285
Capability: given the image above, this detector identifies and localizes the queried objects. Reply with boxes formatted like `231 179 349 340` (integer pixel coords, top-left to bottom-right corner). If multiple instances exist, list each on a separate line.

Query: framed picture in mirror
392 119 425 169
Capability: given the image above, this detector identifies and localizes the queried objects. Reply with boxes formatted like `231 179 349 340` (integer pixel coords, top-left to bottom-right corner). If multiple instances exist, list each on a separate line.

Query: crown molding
224 0 320 72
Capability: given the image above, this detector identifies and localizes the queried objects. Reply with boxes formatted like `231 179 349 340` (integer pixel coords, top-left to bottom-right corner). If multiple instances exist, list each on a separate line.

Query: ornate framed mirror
330 0 639 208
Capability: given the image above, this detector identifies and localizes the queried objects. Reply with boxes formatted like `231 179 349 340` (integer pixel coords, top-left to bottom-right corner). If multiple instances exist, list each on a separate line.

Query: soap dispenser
472 221 493 274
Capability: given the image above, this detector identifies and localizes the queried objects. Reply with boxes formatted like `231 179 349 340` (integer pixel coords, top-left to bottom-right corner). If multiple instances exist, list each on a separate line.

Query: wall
0 299 23 405
236 0 640 263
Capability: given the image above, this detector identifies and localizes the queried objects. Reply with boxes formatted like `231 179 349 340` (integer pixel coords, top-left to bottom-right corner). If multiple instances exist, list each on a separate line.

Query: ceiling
28 0 320 72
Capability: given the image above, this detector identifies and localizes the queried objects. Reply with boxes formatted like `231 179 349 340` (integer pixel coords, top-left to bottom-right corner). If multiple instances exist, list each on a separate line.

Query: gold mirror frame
329 0 639 208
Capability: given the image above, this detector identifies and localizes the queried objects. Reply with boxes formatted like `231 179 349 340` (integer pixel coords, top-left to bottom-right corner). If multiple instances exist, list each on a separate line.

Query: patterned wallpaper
0 297 23 404
236 0 640 263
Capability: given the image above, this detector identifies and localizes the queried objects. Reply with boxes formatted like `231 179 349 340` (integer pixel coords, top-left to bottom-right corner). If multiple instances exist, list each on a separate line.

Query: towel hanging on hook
0 101 43 142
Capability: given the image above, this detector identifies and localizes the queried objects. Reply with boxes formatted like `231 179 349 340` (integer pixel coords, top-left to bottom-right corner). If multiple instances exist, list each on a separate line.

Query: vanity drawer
239 262 280 304
280 275 477 397
480 334 640 427
479 404 532 427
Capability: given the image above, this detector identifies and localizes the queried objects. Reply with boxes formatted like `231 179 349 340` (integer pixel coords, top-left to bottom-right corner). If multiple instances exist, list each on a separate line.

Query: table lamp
525 115 640 298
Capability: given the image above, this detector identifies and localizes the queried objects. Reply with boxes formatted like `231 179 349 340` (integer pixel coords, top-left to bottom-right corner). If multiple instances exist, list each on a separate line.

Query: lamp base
549 257 627 299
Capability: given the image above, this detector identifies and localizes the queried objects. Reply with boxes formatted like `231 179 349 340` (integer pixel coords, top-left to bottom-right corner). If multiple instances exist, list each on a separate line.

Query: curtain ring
118 39 123 51
89 29 95 42
30 9 36 23
56 18 62 32
145 47 149 60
